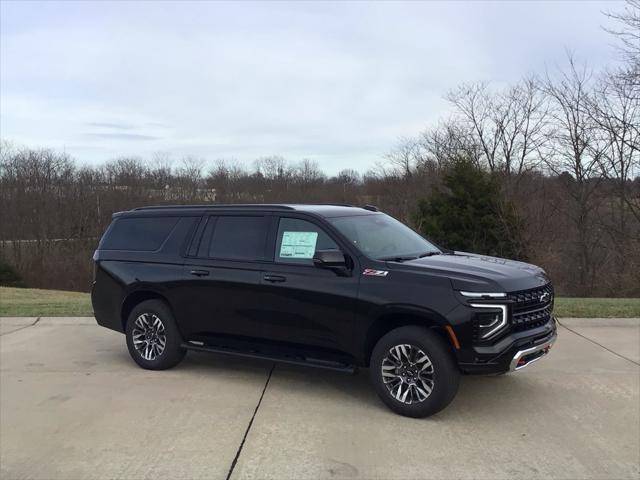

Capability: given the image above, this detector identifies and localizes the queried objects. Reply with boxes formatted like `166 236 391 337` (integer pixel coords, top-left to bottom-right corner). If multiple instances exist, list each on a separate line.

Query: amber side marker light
444 325 460 350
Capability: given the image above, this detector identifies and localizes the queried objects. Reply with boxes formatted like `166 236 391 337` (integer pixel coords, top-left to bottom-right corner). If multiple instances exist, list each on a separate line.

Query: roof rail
362 205 379 212
133 204 296 211
314 203 353 207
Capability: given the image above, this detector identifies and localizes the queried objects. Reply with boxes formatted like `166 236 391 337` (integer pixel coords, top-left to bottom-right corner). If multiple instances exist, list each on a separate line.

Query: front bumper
509 332 555 371
458 317 557 375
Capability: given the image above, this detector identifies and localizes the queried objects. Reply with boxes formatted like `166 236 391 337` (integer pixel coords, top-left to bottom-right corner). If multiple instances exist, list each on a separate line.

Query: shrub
0 257 26 288
415 158 527 260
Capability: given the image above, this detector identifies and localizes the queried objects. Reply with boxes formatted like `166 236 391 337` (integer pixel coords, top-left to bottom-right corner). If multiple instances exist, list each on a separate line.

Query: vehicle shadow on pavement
171 350 537 419
183 351 383 407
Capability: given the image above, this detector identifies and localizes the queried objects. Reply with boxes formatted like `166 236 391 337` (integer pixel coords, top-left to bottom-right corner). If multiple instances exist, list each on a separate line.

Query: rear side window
102 217 179 251
205 216 270 261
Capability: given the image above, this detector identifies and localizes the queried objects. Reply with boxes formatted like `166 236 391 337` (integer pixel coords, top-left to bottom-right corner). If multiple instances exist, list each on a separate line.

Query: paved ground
0 317 638 480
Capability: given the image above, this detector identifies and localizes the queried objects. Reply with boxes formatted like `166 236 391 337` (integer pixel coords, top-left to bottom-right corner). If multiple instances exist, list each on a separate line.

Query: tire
125 299 186 370
369 326 460 418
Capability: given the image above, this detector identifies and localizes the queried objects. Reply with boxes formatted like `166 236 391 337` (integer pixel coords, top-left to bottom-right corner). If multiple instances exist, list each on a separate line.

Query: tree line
1 3 638 296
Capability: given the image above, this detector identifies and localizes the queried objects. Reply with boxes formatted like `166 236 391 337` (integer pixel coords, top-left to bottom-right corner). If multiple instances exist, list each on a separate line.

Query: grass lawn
553 297 640 318
0 287 638 318
0 287 93 317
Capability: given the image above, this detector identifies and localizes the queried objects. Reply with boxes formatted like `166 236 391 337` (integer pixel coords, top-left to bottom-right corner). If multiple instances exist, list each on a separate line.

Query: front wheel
370 326 460 418
125 299 186 370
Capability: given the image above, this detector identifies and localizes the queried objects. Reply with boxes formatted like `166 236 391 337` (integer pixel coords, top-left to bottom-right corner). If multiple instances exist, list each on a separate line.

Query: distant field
0 287 93 317
0 287 638 318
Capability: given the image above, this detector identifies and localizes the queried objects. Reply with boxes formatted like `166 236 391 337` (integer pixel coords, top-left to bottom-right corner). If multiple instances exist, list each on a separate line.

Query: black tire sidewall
125 299 185 370
370 326 460 418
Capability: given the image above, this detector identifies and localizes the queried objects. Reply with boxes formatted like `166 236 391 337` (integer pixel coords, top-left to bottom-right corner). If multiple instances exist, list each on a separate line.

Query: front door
257 216 360 356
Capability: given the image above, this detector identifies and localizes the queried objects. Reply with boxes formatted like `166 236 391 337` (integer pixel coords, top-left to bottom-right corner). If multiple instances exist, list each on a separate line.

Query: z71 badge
363 269 389 277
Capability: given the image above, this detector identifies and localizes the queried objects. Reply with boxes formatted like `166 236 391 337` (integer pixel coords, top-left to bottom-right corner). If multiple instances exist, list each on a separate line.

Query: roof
117 203 380 219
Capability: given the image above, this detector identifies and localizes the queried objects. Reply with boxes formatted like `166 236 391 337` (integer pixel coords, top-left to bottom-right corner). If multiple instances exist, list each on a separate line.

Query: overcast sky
0 0 622 173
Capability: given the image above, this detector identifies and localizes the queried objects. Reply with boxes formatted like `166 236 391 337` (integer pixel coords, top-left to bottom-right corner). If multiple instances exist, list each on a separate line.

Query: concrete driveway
1 317 638 480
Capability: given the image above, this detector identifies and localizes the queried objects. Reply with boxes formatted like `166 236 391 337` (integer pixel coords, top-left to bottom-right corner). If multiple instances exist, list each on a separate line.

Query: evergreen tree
415 158 527 259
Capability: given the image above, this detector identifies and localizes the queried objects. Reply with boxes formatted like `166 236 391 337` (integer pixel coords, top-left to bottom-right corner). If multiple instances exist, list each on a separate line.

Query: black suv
92 204 556 417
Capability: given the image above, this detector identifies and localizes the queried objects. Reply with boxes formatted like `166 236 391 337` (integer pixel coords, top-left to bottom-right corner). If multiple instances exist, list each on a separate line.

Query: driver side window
275 218 340 265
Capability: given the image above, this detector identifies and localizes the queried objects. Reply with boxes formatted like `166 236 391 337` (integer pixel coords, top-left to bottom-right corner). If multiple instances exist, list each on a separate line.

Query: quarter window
275 218 339 265
102 217 178 251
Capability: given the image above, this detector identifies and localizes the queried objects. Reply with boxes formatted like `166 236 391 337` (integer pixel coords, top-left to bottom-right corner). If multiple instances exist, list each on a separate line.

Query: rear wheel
370 326 460 418
125 299 186 370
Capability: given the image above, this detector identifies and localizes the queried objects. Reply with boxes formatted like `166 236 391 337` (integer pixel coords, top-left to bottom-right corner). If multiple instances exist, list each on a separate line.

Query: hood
388 251 550 293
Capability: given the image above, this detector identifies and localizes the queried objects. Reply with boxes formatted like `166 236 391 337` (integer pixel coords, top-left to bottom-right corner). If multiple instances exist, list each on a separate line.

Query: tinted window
102 217 178 251
207 216 269 260
275 218 339 265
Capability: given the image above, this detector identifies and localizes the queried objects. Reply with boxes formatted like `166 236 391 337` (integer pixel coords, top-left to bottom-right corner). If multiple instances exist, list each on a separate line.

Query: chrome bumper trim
509 331 556 372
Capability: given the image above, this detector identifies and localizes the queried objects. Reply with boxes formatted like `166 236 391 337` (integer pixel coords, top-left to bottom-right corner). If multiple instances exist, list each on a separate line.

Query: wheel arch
362 307 457 367
120 289 172 332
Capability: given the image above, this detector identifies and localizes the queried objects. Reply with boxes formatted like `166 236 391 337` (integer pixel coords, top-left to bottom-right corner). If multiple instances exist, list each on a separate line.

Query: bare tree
588 70 640 292
254 155 291 180
335 169 360 202
150 151 174 189
446 78 550 178
497 78 550 177
377 137 430 222
542 56 606 295
604 0 640 83
382 137 422 178
295 159 325 185
420 119 484 169
591 71 640 219
447 82 501 171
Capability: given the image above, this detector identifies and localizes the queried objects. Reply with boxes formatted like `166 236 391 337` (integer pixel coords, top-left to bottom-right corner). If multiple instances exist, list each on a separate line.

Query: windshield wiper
416 251 442 258
379 252 441 262
379 255 417 262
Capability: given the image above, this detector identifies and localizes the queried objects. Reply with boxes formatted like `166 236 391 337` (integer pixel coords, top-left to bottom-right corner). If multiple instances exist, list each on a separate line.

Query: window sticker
279 231 318 259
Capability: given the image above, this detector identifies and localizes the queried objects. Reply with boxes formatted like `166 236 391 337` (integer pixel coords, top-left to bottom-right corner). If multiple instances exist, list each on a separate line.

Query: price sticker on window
279 231 318 259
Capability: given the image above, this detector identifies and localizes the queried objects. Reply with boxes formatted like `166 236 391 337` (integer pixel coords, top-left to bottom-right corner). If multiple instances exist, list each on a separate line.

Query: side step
181 341 356 373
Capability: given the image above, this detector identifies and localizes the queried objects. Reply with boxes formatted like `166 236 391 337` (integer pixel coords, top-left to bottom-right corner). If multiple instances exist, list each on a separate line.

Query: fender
120 283 174 331
358 303 454 366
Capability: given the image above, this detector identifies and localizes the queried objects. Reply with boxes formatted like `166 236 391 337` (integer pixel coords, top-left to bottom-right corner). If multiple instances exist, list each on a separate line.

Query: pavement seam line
558 320 639 366
226 363 276 480
0 316 41 336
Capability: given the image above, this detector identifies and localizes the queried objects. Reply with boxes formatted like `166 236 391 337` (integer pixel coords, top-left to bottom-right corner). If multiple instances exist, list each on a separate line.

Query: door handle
190 269 210 277
263 274 286 283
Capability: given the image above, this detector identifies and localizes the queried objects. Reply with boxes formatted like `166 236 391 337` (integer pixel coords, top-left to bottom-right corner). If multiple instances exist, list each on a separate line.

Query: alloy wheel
381 344 434 404
132 313 167 361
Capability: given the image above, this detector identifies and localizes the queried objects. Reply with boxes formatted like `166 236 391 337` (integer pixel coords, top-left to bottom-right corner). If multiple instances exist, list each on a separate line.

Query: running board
181 341 356 373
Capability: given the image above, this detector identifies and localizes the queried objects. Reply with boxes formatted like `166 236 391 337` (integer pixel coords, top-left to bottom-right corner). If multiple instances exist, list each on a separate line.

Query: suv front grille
509 283 554 332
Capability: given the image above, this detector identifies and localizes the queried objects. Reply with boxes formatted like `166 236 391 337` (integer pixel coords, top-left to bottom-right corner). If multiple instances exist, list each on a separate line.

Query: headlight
460 291 506 299
470 303 508 339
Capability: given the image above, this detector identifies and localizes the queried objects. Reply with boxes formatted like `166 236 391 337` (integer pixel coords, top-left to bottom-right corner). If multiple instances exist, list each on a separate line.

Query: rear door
257 215 360 355
177 213 274 341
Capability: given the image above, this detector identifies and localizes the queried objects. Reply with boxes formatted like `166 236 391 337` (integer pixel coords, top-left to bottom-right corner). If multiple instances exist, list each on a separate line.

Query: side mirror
313 250 347 270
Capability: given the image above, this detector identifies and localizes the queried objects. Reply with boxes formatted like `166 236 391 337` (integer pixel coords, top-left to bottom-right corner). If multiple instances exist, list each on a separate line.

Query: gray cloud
0 1 622 173
86 122 135 130
85 133 159 141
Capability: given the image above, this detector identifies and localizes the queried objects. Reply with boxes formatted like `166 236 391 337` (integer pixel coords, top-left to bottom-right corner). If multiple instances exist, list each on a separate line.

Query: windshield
329 214 441 261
